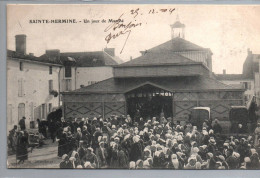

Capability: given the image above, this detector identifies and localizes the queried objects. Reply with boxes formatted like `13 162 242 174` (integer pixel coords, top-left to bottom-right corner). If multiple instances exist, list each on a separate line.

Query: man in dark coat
129 136 143 162
250 149 260 169
212 119 222 134
19 117 26 131
226 149 237 169
58 133 68 157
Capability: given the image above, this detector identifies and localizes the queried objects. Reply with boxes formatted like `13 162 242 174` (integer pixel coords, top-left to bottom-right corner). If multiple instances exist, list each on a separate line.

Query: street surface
7 139 61 168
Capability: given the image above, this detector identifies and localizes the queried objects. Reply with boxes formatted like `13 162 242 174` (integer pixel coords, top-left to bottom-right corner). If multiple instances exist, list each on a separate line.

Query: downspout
75 67 77 90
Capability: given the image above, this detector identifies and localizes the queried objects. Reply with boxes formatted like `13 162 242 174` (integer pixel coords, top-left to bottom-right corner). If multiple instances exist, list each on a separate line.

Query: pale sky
7 4 260 74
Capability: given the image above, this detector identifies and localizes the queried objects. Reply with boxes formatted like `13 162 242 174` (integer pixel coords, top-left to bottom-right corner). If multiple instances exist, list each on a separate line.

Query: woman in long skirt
16 131 28 164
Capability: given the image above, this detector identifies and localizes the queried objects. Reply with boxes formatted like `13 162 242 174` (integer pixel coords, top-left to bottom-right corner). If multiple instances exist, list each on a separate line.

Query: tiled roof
65 76 244 94
38 51 119 67
61 51 118 67
119 37 211 67
119 51 195 66
216 74 252 80
147 37 209 53
7 50 62 65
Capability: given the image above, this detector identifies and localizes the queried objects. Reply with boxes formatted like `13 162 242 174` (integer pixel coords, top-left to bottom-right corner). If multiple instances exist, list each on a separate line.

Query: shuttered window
65 66 72 78
18 78 24 97
48 103 52 113
41 104 47 119
49 80 53 92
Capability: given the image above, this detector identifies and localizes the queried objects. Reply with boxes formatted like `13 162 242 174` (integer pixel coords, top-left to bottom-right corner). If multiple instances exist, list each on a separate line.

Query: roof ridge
72 77 115 92
202 76 242 90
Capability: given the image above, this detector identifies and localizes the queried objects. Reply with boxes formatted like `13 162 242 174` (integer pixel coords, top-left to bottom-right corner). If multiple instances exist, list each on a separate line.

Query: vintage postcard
6 4 260 169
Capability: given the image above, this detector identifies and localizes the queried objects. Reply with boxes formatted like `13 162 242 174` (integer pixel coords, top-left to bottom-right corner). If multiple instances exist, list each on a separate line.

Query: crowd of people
7 114 260 169
55 115 260 169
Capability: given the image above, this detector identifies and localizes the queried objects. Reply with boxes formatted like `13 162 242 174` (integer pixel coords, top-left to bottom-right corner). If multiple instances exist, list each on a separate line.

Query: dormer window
65 66 72 78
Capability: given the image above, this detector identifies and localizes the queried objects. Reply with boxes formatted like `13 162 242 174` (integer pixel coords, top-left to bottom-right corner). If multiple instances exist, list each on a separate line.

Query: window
19 61 23 71
240 82 252 90
18 103 25 120
41 104 46 119
7 104 12 124
49 80 53 92
18 78 24 97
48 103 52 113
65 66 72 78
64 79 72 91
49 66 52 75
247 82 251 90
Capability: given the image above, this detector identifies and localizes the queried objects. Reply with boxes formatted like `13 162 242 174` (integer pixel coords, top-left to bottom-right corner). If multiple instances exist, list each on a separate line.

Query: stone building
7 35 61 131
216 49 260 104
7 35 120 131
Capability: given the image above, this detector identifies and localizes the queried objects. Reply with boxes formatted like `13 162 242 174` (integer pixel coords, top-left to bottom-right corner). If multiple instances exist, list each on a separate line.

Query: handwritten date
104 13 142 54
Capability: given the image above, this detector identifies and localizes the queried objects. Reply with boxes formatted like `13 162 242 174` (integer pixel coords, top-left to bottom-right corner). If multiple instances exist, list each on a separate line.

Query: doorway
126 84 173 120
18 103 25 122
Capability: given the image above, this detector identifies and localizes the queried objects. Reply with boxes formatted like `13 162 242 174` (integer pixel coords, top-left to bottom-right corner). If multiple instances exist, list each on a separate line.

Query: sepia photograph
6 4 260 170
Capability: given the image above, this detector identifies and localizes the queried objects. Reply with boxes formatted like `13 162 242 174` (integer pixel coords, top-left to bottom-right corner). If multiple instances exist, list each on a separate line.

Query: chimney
130 56 133 60
247 48 252 55
15 34 26 55
46 49 60 62
104 48 115 56
223 69 226 74
29 53 34 56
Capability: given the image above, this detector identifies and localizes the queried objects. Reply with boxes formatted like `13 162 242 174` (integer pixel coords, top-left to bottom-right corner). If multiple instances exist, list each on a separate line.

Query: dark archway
125 84 173 121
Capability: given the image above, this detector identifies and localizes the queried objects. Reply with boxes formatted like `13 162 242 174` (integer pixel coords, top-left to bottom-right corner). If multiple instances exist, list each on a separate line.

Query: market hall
61 20 245 126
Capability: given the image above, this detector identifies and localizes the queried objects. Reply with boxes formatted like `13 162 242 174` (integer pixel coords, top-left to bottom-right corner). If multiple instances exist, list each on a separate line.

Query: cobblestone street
7 139 61 168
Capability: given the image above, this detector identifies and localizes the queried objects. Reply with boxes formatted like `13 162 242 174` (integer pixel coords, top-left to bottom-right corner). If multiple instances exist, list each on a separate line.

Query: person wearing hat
77 140 85 160
167 154 179 169
92 127 103 152
207 137 217 155
16 131 29 164
212 119 222 134
60 154 73 168
18 117 26 131
254 122 260 146
81 126 91 148
217 155 229 169
129 136 143 162
81 147 98 168
75 127 82 148
84 161 93 169
129 161 136 169
249 148 260 169
184 156 197 169
109 143 121 168
136 159 143 169
226 148 237 169
96 141 108 168
58 132 68 157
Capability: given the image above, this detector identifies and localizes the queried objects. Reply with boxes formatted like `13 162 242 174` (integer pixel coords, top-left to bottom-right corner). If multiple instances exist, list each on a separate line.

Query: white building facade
7 35 120 131
7 55 61 131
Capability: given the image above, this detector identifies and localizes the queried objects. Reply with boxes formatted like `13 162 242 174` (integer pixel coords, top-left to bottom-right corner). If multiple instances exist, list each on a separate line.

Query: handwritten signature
104 13 142 54
104 8 175 54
